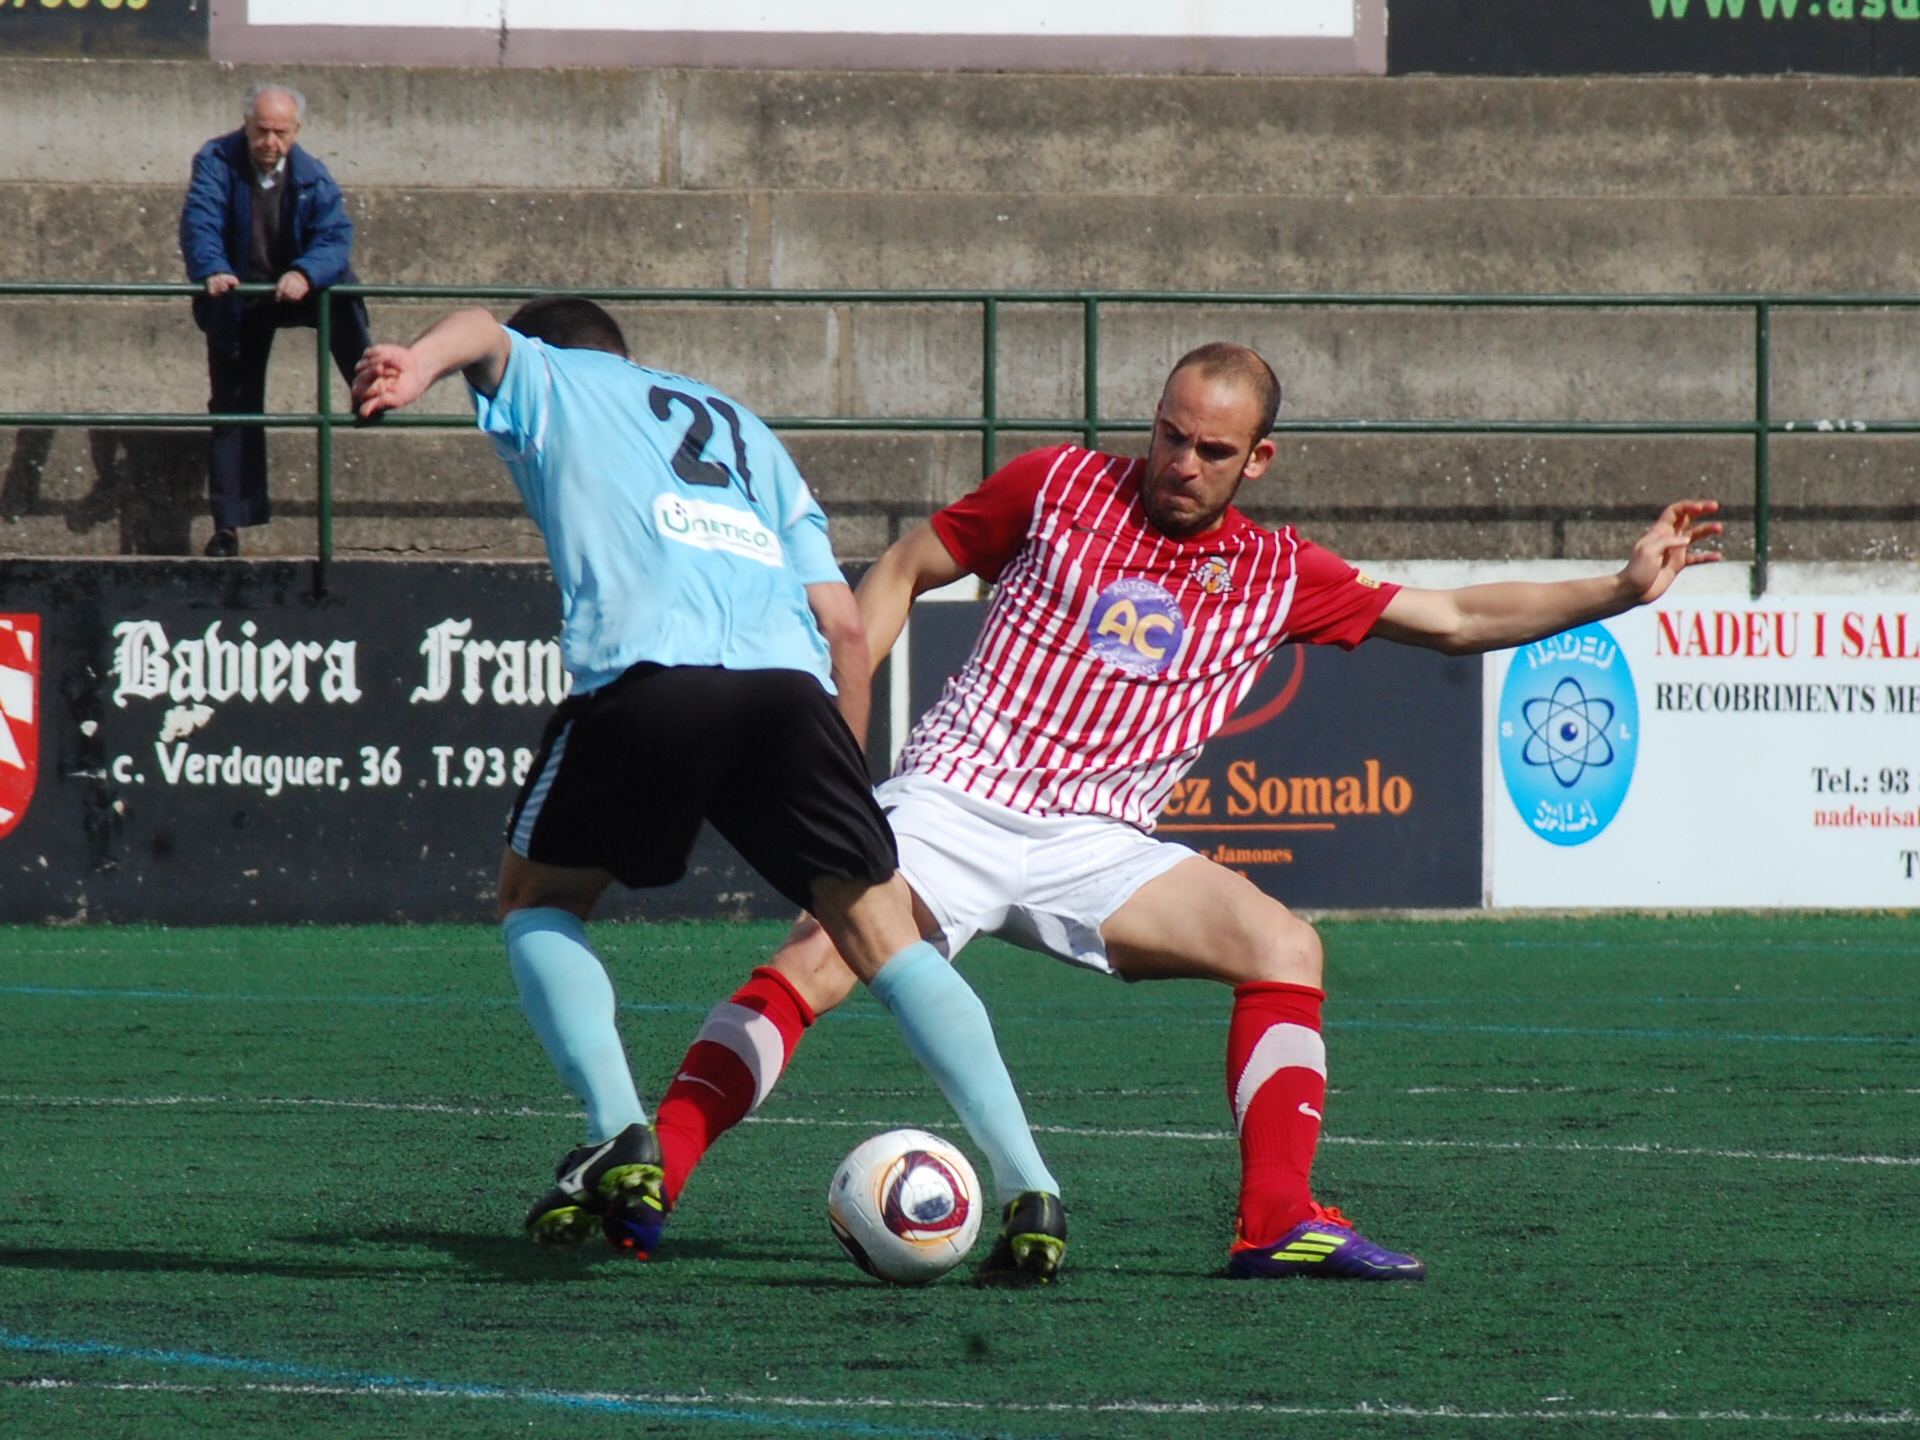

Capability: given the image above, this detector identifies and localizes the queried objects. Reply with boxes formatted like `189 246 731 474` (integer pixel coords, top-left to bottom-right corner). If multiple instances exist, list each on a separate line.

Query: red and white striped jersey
896 445 1399 831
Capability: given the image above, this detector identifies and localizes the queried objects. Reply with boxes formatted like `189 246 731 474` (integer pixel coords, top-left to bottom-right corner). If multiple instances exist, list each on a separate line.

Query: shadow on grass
0 1245 434 1284
306 1227 842 1281
296 1227 619 1283
0 1232 914 1292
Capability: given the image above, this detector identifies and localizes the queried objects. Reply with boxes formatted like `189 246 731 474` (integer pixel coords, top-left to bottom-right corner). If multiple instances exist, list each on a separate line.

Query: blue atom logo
1520 677 1617 789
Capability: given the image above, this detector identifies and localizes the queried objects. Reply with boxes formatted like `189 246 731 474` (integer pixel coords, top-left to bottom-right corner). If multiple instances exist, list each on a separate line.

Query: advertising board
0 560 797 925
1487 596 1920 906
1390 0 1920 75
907 597 1483 910
210 0 1384 72
0 0 205 57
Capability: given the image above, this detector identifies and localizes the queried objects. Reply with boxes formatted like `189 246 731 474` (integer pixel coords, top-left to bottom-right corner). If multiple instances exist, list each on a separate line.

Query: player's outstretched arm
855 523 968 675
1370 499 1722 656
351 307 513 419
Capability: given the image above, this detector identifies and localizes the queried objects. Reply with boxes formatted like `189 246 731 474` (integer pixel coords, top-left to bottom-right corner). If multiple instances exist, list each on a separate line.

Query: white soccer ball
827 1128 983 1285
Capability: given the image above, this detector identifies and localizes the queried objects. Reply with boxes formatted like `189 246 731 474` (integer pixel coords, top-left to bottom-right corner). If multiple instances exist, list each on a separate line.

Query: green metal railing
6 281 1920 597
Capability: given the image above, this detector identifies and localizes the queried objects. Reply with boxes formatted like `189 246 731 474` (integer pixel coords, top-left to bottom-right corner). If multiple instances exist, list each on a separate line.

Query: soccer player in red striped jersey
654 342 1721 1282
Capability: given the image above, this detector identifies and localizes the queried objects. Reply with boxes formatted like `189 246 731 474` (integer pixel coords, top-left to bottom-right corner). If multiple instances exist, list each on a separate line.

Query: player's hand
1620 499 1722 604
204 273 240 297
352 343 428 419
275 270 312 303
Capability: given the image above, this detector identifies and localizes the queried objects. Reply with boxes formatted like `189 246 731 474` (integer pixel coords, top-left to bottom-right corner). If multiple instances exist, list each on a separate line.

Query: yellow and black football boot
974 1190 1067 1286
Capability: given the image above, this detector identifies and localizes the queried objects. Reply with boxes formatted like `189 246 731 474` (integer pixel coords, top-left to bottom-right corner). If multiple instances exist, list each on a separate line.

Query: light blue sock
867 941 1060 1205
502 907 647 1143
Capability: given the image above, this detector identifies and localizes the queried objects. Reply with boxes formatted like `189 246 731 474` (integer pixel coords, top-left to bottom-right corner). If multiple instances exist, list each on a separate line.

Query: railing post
982 297 999 480
1752 299 1771 599
1082 295 1099 450
315 286 334 599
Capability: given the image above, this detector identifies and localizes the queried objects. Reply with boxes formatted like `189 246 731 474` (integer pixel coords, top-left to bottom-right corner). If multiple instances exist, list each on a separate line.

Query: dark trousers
205 286 372 531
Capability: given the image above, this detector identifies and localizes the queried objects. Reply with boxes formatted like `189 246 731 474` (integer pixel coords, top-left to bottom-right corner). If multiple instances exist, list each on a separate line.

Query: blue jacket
179 129 357 337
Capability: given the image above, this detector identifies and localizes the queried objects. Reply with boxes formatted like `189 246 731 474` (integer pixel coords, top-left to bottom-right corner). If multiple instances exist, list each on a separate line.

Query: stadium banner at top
210 0 1384 71
1487 597 1920 908
1390 0 1920 75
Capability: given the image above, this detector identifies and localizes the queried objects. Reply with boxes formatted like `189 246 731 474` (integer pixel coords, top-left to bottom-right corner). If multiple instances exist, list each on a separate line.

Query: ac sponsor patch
1086 578 1185 677
0 615 41 839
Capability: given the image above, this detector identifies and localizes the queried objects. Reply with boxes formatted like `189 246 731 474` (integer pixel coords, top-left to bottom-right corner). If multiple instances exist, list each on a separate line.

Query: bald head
1164 343 1282 446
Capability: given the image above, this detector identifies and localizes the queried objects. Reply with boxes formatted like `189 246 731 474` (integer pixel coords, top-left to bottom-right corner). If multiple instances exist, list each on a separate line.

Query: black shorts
505 664 897 910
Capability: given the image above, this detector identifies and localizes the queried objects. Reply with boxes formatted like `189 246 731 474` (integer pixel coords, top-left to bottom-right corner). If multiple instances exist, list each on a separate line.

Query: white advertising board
1486 595 1920 908
247 0 1352 36
217 0 1382 71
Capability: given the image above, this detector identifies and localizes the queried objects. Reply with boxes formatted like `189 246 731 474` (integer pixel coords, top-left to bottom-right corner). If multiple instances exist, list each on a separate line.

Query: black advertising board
908 601 1483 910
1389 0 1920 74
1 0 205 57
0 559 1478 926
0 560 794 925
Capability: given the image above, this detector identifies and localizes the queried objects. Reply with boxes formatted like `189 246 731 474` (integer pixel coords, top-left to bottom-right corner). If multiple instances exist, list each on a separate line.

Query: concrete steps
4 61 1919 564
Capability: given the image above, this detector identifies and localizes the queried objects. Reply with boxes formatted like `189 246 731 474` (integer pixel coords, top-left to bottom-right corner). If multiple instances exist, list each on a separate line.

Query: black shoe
203 529 239 558
524 1123 666 1255
975 1190 1067 1286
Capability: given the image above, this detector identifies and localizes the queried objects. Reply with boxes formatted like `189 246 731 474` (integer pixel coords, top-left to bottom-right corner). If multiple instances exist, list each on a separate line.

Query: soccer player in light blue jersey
351 298 1062 1276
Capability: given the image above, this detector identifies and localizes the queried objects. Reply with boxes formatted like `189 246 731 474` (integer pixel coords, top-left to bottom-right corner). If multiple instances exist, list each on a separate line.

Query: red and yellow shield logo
0 615 40 840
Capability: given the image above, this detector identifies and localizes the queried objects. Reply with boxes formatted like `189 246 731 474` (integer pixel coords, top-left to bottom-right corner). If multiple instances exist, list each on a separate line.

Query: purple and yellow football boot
1227 1204 1425 1281
524 1122 667 1258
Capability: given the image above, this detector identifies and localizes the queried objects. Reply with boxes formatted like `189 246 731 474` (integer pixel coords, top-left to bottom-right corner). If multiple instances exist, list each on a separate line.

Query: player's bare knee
770 920 860 1015
496 850 602 921
1244 907 1323 988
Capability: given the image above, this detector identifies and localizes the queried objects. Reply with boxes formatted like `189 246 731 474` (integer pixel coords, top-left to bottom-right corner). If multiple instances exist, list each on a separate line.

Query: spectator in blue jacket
180 83 373 557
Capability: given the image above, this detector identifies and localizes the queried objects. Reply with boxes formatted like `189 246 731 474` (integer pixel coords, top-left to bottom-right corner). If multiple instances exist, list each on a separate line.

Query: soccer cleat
1227 1203 1425 1281
524 1123 667 1257
974 1190 1067 1286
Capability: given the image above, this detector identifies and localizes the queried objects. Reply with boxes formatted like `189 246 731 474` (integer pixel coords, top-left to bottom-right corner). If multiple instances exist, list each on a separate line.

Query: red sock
653 967 814 1204
1226 980 1327 1247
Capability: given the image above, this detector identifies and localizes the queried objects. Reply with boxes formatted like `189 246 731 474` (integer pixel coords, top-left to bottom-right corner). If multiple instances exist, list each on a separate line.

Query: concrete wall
4 61 1920 564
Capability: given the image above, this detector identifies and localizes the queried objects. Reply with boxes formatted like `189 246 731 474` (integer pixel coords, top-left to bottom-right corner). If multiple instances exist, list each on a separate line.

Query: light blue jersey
472 330 842 694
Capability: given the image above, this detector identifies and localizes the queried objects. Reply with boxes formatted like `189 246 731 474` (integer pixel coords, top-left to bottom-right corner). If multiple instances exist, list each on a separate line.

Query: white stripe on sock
694 1002 788 1112
1232 1023 1326 1133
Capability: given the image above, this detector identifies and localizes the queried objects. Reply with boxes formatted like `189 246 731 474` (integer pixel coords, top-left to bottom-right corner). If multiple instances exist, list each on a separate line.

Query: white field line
5 1378 1917 1427
0 1093 578 1119
1 1094 1915 1168
1400 1085 1920 1096
1317 1136 1920 1167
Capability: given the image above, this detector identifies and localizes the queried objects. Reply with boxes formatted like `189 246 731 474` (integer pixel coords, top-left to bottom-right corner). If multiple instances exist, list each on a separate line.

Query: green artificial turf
0 915 1915 1438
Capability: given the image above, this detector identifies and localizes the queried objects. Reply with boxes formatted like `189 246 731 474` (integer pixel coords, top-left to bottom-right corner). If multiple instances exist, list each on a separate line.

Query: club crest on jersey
1086 579 1185 677
1190 556 1234 597
0 615 41 840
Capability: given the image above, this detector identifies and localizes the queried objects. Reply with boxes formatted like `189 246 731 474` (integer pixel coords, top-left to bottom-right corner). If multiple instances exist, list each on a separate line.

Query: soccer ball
827 1129 983 1285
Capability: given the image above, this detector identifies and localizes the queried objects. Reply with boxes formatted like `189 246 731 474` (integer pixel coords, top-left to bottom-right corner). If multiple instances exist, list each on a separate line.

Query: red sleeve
927 447 1062 583
1284 539 1400 650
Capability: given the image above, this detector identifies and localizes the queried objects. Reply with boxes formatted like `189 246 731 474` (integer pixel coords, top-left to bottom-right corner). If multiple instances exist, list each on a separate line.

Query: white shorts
876 773 1196 976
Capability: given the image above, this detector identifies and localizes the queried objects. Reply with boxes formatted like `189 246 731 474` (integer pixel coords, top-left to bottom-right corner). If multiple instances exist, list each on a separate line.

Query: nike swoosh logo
557 1136 617 1195
1298 1102 1322 1121
674 1072 726 1098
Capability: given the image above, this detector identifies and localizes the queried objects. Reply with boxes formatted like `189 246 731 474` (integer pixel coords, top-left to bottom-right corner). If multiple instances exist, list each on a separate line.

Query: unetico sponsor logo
653 494 783 567
1498 622 1639 847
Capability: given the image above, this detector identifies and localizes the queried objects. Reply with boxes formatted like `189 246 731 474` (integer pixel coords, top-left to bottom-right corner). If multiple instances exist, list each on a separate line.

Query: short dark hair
1167 343 1282 442
505 296 629 357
